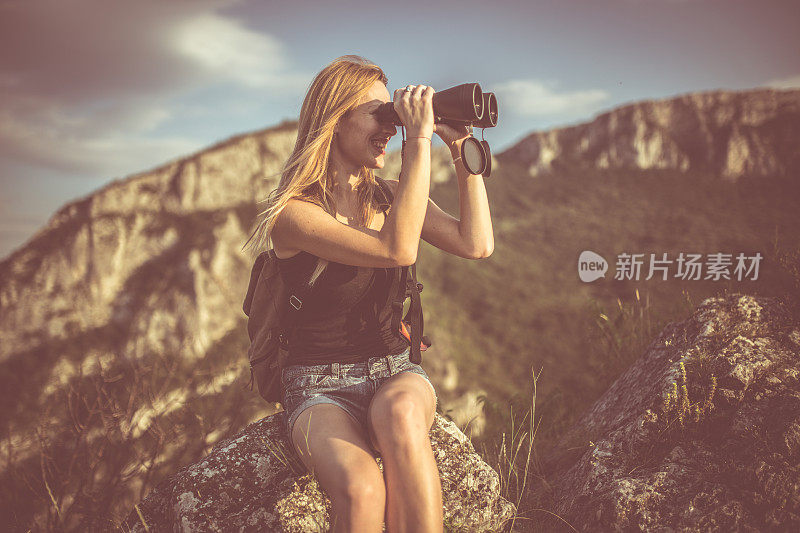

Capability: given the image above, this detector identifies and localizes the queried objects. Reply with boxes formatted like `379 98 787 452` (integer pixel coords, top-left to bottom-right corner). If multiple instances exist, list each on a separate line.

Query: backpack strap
404 263 424 363
389 264 408 341
277 264 314 352
378 176 408 342
374 175 393 214
375 176 431 364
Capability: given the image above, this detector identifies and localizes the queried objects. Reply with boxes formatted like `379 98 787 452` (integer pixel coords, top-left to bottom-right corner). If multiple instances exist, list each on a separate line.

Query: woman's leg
291 402 385 533
367 372 443 533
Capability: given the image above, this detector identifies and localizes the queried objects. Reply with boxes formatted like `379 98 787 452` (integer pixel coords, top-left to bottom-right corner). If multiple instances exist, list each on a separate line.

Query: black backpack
242 177 431 404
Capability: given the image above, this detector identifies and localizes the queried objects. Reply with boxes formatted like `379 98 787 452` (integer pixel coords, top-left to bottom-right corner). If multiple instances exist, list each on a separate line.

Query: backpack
242 176 431 404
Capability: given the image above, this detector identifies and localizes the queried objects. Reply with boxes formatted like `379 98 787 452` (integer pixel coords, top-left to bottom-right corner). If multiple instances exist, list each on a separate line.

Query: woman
243 55 493 532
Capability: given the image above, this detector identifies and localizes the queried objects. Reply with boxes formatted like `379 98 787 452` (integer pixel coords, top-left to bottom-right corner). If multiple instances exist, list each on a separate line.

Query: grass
462 293 670 531
0 328 272 531
661 362 717 430
464 362 595 532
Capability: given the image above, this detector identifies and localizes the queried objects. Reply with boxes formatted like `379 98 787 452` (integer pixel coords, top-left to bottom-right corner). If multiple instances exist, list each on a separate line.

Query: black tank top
276 251 409 365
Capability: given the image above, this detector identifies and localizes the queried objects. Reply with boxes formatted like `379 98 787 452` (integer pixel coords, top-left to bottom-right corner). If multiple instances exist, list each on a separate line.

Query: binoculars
374 83 499 177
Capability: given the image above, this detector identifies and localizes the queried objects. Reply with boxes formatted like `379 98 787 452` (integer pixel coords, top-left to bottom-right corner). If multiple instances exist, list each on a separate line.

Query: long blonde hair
242 55 391 286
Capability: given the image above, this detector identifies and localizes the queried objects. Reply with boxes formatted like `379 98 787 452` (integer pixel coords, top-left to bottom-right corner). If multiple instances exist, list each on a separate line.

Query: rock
442 388 489 439
541 294 800 531
122 412 515 532
500 88 800 180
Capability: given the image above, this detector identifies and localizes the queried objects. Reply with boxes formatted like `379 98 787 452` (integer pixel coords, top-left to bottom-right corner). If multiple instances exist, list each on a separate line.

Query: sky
0 0 798 260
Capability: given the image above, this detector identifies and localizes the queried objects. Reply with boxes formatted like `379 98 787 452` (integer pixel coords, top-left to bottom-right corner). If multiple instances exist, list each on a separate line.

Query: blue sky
0 0 798 259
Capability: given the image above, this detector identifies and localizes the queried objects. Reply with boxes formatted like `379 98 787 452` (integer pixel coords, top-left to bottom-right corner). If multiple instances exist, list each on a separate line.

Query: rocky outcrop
542 294 800 531
0 120 299 363
122 412 515 532
500 88 800 180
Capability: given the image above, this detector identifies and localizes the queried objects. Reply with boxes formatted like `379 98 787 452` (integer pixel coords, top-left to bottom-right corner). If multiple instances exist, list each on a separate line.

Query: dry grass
472 367 579 532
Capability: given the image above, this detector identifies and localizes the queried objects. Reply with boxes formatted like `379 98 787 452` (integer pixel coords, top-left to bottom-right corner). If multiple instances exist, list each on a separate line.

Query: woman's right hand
393 85 434 140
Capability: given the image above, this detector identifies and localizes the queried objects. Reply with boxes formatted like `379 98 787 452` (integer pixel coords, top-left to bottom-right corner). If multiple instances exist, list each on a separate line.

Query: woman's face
333 79 397 171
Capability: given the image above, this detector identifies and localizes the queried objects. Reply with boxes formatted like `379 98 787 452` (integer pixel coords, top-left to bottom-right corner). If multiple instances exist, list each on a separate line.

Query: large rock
542 294 800 531
123 412 515 532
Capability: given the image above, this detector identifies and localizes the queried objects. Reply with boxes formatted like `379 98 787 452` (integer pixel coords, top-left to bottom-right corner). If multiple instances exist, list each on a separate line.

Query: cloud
493 79 610 118
171 12 308 92
0 95 201 175
762 74 800 89
0 0 308 176
0 0 223 103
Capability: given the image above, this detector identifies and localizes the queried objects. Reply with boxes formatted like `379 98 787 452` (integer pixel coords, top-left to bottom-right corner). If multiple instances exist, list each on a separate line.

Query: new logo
579 251 608 282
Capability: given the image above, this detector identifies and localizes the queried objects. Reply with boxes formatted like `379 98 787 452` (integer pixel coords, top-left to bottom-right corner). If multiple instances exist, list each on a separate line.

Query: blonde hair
242 55 390 287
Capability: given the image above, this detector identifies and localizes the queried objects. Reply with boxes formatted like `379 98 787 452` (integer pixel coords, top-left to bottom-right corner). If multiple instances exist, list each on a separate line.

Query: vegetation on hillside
424 162 800 531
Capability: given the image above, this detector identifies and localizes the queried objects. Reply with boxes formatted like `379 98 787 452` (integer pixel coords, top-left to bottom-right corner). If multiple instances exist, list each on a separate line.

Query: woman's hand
434 122 472 154
393 85 434 140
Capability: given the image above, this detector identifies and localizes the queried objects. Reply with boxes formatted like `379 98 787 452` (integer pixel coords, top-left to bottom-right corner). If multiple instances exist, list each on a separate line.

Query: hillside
1 87 798 530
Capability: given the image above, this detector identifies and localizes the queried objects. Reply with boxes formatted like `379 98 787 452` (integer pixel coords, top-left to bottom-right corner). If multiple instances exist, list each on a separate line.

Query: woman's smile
370 135 390 155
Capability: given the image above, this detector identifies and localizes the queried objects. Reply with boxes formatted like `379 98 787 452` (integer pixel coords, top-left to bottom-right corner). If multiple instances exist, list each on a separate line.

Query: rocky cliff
3 88 794 370
0 121 295 363
499 88 800 180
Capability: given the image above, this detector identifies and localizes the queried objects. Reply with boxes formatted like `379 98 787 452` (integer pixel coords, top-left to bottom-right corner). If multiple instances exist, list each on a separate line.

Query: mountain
499 88 800 180
1 87 798 530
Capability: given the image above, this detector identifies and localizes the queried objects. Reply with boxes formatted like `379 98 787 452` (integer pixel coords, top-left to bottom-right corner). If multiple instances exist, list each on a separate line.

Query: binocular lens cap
461 137 487 176
481 140 492 177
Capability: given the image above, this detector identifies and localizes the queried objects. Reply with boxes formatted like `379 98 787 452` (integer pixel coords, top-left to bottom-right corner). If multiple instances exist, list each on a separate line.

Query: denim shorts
280 345 438 455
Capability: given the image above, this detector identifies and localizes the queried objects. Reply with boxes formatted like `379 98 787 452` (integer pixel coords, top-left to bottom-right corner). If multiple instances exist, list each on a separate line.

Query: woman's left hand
433 121 471 150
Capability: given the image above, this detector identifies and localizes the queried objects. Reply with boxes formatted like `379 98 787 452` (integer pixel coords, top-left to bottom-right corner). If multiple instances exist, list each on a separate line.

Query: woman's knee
334 467 385 507
369 390 429 443
289 403 385 502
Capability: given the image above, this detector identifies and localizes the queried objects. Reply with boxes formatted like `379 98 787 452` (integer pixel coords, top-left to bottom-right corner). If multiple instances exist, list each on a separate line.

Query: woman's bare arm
383 178 493 260
271 140 430 268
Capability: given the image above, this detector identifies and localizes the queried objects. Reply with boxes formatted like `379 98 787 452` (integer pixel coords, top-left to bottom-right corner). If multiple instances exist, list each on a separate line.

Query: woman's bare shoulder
272 198 326 258
272 194 405 267
280 197 326 218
